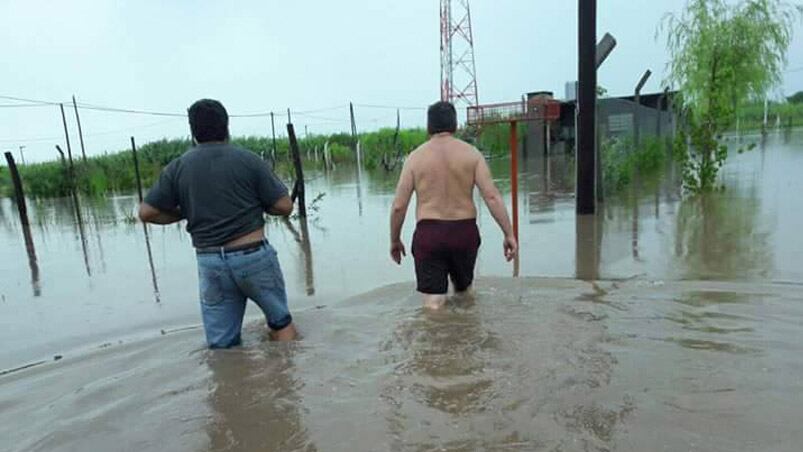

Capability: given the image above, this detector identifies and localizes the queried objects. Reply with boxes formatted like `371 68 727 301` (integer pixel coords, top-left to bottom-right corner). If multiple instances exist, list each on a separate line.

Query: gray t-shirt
144 143 288 248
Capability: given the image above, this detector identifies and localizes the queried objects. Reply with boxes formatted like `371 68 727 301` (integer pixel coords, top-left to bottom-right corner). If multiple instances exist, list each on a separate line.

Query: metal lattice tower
440 0 479 110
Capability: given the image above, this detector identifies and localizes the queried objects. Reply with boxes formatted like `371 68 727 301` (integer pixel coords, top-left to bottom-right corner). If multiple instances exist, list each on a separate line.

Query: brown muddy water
1 131 802 451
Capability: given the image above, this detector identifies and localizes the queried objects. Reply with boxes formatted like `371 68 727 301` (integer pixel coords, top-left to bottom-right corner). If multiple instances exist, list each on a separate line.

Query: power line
73 102 186 117
354 103 426 111
0 103 53 108
0 94 65 105
2 94 425 117
0 117 185 145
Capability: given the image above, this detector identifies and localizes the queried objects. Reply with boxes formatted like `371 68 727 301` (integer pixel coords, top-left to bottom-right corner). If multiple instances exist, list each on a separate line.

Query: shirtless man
389 101 518 309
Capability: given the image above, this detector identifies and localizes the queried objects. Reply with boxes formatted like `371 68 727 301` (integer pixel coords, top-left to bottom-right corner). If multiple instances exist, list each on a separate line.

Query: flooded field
1 131 802 451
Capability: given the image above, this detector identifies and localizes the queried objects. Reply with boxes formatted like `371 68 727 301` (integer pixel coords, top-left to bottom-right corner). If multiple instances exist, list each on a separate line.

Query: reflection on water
674 195 772 280
22 220 41 297
384 299 496 416
142 222 161 303
205 344 314 451
1 277 803 451
0 132 801 370
575 214 602 280
282 217 316 296
71 192 92 277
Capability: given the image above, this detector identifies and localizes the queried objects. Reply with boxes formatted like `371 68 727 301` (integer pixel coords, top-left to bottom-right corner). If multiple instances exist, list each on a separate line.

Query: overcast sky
1 0 801 162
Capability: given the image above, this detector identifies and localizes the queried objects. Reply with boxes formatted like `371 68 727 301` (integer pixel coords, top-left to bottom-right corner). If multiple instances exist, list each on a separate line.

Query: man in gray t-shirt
139 99 297 346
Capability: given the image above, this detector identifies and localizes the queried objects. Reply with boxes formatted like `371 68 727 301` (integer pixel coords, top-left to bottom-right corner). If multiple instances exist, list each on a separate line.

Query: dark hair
427 101 457 135
188 99 229 143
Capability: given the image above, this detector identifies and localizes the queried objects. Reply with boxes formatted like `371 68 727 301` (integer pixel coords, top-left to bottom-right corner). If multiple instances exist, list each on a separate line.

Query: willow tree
662 0 800 192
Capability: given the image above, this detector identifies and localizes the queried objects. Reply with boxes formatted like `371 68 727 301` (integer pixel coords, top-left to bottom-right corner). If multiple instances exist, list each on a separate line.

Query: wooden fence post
287 123 306 218
130 137 144 203
270 111 277 161
4 152 41 295
4 152 29 227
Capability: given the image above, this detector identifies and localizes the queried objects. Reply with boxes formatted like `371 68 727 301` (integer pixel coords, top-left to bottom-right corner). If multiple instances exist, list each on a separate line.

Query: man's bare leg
422 294 447 310
270 322 298 341
454 285 475 301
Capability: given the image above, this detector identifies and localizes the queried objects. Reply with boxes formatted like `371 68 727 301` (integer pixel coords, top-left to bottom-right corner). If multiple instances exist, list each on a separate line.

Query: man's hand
504 235 518 262
390 240 406 265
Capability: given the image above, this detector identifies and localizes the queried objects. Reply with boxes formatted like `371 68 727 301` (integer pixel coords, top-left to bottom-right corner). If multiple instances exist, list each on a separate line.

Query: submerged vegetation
602 136 670 193
0 124 514 199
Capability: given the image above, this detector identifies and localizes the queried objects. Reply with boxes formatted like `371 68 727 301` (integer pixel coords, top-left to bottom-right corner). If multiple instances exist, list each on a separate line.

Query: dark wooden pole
4 152 41 296
55 145 66 166
72 95 87 163
577 0 597 215
633 69 652 149
350 102 357 138
4 152 29 227
59 103 77 187
270 111 277 161
130 137 144 203
287 123 306 217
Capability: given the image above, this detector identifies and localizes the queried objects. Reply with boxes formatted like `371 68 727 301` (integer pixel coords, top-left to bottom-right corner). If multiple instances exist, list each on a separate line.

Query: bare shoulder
404 143 427 168
459 140 484 164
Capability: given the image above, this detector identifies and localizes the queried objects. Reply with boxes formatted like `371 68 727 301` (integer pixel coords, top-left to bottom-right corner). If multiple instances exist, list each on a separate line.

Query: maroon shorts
411 219 481 295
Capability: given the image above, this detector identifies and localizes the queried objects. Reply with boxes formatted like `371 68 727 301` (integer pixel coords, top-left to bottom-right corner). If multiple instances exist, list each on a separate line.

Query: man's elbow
391 202 407 216
278 203 294 216
138 203 154 223
483 192 502 205
271 197 294 216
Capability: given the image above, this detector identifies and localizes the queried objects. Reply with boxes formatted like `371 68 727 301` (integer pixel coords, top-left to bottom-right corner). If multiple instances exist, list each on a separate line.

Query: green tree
788 90 803 103
662 0 800 192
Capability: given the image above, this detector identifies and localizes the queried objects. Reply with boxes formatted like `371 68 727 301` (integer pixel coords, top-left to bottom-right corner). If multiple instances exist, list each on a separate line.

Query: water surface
1 131 802 451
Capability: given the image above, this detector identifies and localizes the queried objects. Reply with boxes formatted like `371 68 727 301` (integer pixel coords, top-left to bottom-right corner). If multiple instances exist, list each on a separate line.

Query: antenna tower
440 0 479 110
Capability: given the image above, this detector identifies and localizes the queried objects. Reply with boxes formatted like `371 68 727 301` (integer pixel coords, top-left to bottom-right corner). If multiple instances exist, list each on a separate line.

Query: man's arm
138 203 183 225
389 158 415 264
141 159 183 225
474 154 518 261
267 195 294 216
255 158 293 217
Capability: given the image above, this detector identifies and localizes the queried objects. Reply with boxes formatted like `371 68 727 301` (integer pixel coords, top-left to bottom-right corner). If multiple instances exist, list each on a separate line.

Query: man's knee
206 332 242 349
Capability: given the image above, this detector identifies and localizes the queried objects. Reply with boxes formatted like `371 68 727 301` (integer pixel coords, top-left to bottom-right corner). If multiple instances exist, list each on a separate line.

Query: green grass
1 126 512 199
733 101 803 131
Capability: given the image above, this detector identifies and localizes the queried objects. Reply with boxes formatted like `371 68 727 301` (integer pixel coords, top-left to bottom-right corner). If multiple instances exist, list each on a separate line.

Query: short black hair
188 99 229 143
427 101 457 135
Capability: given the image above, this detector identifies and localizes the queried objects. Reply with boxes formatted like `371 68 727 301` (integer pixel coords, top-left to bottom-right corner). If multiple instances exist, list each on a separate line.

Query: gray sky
1 0 801 162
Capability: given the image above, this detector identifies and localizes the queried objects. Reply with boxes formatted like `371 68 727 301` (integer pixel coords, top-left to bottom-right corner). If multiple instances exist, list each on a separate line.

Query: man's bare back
405 133 481 221
389 116 518 309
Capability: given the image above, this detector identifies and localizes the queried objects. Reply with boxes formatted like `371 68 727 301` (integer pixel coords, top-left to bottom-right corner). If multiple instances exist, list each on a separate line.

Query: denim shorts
196 239 292 348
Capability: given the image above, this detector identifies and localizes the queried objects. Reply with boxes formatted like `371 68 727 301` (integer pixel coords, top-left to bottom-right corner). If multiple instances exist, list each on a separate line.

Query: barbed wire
0 94 427 145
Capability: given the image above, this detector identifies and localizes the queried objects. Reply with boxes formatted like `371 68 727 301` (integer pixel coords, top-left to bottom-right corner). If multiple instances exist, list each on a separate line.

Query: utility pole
72 95 87 162
59 103 77 189
576 0 597 215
